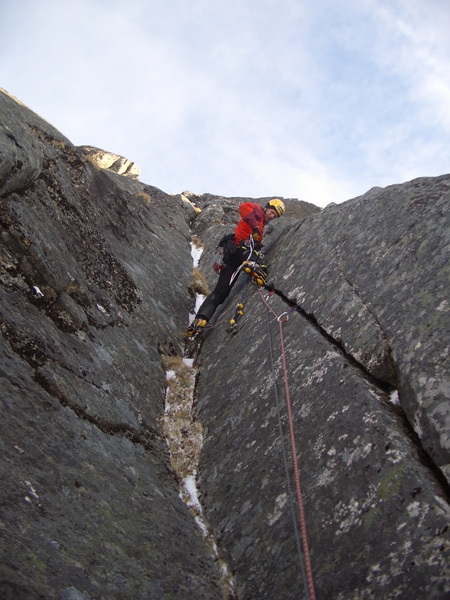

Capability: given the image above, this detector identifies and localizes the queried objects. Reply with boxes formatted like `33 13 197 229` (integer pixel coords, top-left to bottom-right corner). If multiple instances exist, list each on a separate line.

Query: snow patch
407 501 421 518
389 390 400 405
189 294 206 322
183 474 201 509
190 241 203 268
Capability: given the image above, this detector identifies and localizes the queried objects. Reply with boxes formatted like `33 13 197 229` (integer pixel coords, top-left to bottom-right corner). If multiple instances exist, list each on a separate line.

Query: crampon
229 301 245 334
182 318 208 339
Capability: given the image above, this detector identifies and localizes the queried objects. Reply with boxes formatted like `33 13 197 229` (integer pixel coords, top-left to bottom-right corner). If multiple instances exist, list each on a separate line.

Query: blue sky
1 0 449 207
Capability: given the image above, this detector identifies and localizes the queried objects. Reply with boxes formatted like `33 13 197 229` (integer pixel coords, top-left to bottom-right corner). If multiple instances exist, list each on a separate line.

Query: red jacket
234 202 265 244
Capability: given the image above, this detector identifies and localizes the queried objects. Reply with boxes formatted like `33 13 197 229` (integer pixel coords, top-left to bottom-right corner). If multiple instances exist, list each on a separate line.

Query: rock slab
0 88 222 600
194 179 450 599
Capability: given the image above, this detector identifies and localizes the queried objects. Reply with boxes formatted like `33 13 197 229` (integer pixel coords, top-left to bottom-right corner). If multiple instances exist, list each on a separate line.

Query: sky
1 0 450 207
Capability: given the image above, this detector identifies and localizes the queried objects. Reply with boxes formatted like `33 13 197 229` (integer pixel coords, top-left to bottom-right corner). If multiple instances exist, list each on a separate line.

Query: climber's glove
223 238 238 260
251 227 261 242
213 260 224 274
218 234 237 259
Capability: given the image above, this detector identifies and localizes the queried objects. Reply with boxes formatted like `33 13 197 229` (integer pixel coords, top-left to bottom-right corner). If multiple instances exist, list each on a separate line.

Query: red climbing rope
259 290 317 600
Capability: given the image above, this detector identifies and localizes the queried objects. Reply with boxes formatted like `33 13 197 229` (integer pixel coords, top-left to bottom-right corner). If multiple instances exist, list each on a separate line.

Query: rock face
0 88 221 600
194 177 450 599
1 87 449 600
79 145 141 179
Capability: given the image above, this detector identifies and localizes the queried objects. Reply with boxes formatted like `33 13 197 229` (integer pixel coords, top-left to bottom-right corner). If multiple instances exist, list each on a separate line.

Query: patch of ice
163 342 236 596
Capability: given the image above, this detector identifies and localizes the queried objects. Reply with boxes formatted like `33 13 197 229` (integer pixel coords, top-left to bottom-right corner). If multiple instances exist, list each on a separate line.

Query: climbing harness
229 236 267 288
186 236 264 339
228 236 254 285
259 288 317 600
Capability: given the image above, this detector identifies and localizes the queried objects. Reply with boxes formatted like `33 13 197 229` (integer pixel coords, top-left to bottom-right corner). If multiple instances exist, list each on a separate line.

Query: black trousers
196 246 252 321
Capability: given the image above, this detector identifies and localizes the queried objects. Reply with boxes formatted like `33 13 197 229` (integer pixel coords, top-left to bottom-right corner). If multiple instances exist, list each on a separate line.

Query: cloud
364 0 450 126
1 0 449 207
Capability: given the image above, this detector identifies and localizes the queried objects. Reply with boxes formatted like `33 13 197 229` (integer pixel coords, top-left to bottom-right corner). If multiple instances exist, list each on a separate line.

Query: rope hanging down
264 303 309 599
259 289 317 600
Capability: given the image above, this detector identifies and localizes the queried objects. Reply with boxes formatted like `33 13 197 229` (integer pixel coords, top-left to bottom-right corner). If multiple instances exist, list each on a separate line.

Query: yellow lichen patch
191 235 202 248
161 356 203 481
137 192 152 204
191 267 210 296
161 354 237 599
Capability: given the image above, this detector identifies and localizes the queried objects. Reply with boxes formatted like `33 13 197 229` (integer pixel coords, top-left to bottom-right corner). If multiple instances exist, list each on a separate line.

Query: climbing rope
259 289 317 600
264 304 309 598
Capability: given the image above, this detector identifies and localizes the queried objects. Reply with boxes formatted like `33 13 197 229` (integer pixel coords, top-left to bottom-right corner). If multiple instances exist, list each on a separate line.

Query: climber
185 199 285 337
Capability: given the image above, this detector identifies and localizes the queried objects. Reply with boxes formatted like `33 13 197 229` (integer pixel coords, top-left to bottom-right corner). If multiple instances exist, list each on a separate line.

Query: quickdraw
228 275 250 334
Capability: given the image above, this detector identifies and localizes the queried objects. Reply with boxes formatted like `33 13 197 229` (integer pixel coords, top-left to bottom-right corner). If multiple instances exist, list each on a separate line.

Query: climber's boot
183 317 208 339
